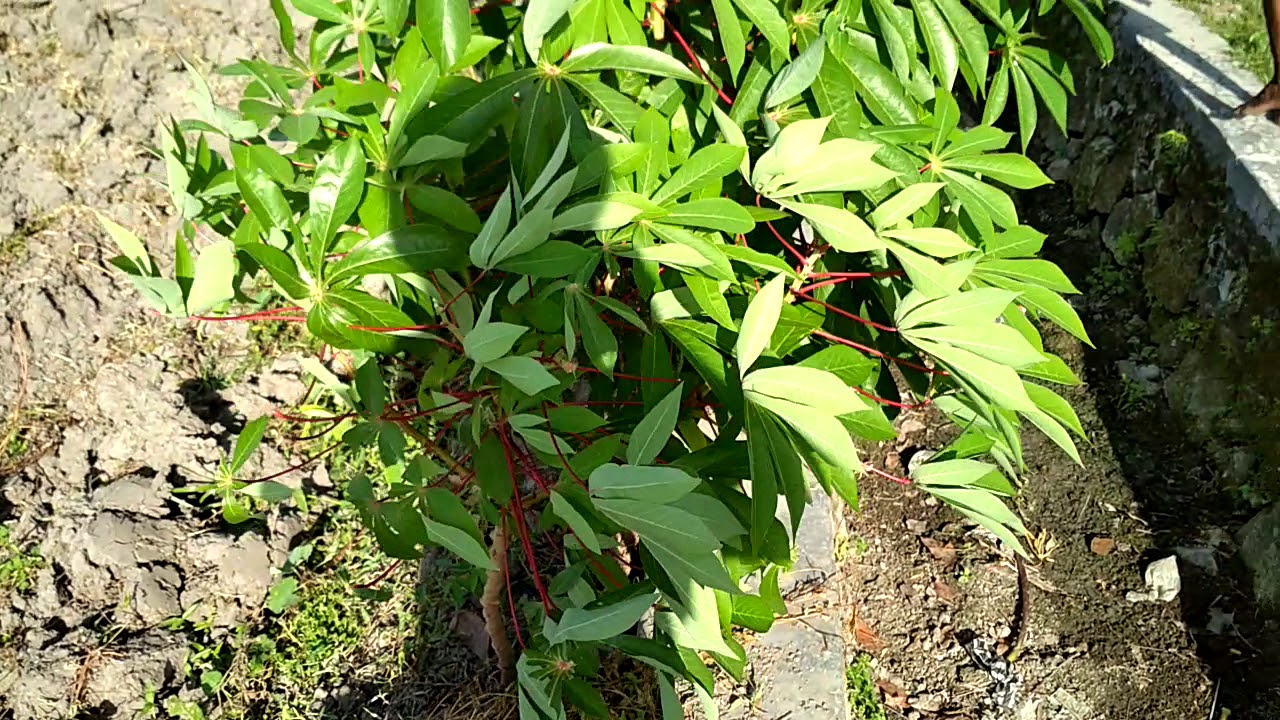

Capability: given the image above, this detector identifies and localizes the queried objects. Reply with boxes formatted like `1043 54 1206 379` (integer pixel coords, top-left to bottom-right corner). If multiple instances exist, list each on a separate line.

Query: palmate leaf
109 0 1117 711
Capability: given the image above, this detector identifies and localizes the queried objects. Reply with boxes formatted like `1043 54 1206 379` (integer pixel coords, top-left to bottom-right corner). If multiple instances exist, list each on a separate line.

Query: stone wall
1026 0 1280 607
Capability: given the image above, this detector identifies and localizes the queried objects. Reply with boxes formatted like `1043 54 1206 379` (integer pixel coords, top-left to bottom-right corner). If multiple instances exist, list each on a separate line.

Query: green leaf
1024 381 1085 437
549 491 602 553
1062 0 1114 64
977 259 1078 293
785 202 884 253
627 383 684 465
898 288 1019 329
576 293 619 375
381 0 410 35
913 338 1035 412
489 209 554 268
241 480 294 504
561 43 701 82
486 356 560 396
1018 55 1070 135
425 519 495 570
566 76 646 132
289 0 346 22
237 167 294 234
406 186 480 233
98 214 154 275
266 577 300 613
730 0 789 53
660 198 754 234
621 243 711 271
229 417 269 474
524 0 577 61
464 322 528 363
597 498 736 592
870 182 944 229
735 274 785 377
652 145 745 206
911 0 959 90
1010 62 1037 151
552 199 645 232
753 399 858 474
982 61 1011 126
798 346 878 387
882 227 974 257
710 0 747 78
684 275 735 330
933 0 988 87
474 433 514 503
239 245 308 300
498 241 595 278
547 591 659 645
412 70 537 144
730 593 776 632
356 360 386 416
948 153 1051 190
419 0 471 72
927 486 1026 552
942 169 1019 229
742 366 868 416
398 135 469 167
826 31 917 125
470 186 513 267
1011 283 1091 345
591 463 700 503
910 324 1044 368
328 225 468 282
596 497 717 553
309 140 366 268
765 37 826 108
185 240 236 316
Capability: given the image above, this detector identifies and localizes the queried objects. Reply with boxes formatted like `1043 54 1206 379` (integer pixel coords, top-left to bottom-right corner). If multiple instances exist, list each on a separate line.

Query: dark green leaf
627 382 684 465
309 140 366 269
229 417 269 474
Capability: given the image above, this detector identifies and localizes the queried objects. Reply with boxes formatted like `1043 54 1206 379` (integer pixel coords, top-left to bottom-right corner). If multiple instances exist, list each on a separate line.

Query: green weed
0 526 43 595
846 655 886 720
1175 0 1273 81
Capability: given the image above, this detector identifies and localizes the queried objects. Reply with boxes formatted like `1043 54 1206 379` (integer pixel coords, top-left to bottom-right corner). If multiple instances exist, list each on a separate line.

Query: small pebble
1090 536 1117 555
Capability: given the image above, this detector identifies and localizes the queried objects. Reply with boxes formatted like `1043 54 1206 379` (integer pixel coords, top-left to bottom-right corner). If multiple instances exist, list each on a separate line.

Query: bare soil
844 332 1214 720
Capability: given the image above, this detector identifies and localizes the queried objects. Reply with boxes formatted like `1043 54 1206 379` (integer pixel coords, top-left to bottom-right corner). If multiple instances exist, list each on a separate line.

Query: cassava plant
103 0 1112 714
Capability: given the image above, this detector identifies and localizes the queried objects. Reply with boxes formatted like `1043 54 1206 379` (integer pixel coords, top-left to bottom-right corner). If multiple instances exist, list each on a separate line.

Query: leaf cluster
103 0 1110 714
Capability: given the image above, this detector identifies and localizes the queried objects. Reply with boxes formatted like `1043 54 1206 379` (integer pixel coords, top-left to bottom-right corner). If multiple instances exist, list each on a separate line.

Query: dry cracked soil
0 2 333 717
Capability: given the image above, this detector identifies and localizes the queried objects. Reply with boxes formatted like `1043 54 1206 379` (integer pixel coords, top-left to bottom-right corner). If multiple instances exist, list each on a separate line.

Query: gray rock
1173 547 1218 575
1239 503 1280 611
1101 192 1158 263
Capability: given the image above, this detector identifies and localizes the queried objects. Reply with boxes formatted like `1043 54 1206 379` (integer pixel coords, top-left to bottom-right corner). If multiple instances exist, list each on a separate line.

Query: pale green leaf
590 463 700 503
546 591 659 644
425 519 496 570
735 274 785 377
783 201 884 253
464 322 528 363
561 43 701 82
486 356 560 396
187 240 237 315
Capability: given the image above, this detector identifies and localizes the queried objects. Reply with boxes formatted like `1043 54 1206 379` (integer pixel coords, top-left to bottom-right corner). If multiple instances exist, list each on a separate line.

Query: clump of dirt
842 339 1214 719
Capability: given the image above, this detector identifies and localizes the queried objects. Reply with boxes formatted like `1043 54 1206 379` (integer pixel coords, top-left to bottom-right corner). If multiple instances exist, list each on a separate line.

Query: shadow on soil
1030 186 1280 719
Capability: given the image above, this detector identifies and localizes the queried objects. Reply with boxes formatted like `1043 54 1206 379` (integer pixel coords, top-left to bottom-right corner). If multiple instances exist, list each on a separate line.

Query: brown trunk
481 521 515 685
